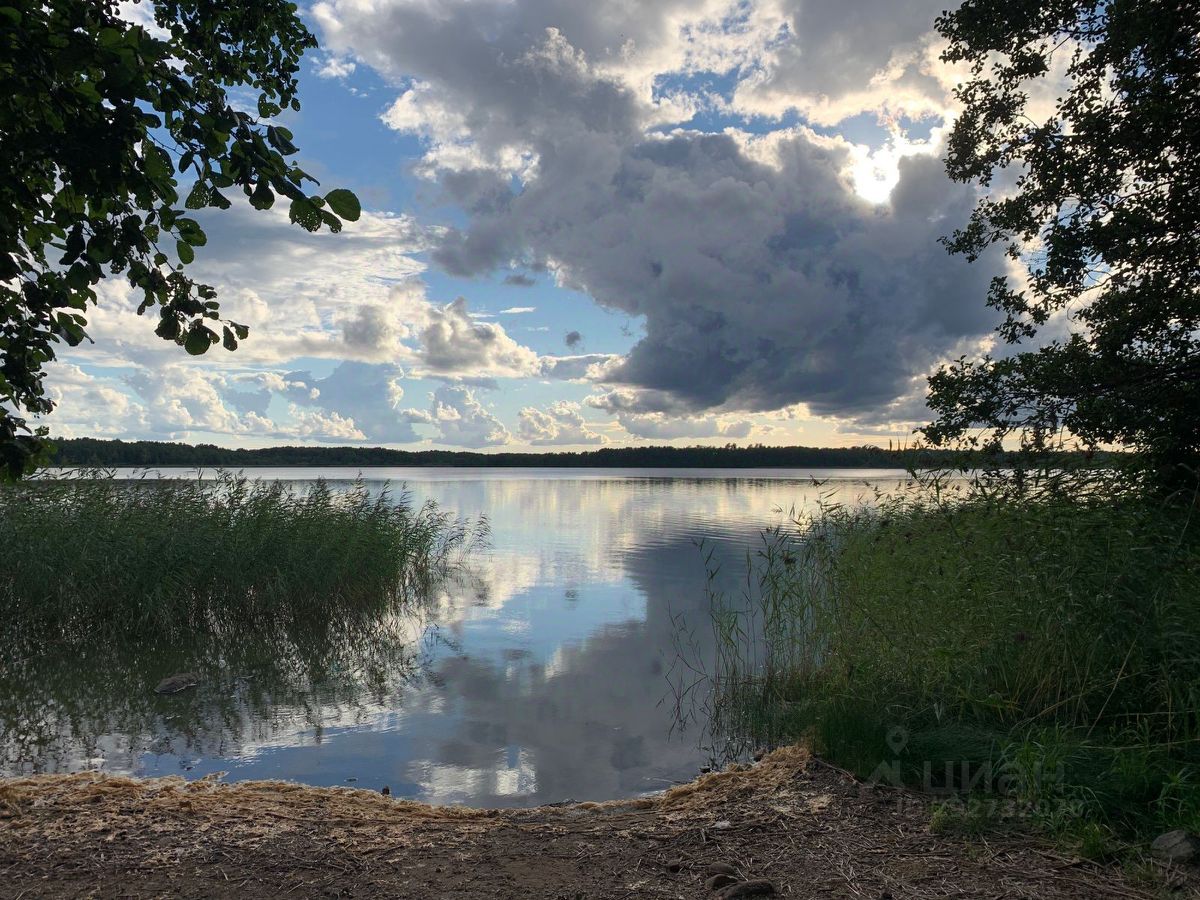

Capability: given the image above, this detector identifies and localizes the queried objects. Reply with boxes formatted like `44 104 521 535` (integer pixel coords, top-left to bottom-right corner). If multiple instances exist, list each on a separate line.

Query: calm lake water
2 467 910 806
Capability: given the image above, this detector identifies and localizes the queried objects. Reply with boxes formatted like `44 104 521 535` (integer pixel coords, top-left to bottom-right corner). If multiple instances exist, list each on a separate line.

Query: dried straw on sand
0 747 1166 898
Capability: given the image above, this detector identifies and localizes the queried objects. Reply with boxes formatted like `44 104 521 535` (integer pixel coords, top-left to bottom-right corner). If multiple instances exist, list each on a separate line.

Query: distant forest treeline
43 437 1095 470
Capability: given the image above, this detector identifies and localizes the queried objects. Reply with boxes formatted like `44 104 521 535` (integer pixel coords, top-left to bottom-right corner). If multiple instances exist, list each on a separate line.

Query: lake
1 467 911 806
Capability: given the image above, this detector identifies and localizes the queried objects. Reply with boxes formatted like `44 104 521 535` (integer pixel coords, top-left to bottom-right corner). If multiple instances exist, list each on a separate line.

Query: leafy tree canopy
926 0 1200 488
0 0 360 478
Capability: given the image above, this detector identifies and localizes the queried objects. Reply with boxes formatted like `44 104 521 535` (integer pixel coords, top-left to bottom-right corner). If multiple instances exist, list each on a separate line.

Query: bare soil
0 747 1183 899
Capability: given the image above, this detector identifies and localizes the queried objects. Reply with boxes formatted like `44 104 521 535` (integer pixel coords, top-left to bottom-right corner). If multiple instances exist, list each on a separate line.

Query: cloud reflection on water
1 470 908 805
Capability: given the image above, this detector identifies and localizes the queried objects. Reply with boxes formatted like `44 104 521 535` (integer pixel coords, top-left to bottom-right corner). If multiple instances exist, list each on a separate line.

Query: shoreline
0 747 1167 899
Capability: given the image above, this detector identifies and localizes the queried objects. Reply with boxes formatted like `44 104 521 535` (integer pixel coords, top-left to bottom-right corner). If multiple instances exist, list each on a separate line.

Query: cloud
283 362 423 444
537 354 614 381
41 364 147 439
313 3 1003 430
418 297 541 377
406 385 511 448
502 274 536 287
40 360 375 444
288 406 367 441
316 54 357 79
564 330 583 349
613 413 754 440
499 306 536 314
125 366 251 437
586 390 751 439
730 0 952 124
57 202 436 373
517 401 608 445
221 372 317 416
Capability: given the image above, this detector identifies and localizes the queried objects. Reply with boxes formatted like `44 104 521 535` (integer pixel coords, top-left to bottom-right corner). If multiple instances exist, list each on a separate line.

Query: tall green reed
0 471 484 641
699 471 1200 842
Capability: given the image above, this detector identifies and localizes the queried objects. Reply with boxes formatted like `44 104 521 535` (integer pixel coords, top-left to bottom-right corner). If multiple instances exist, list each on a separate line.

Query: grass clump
705 474 1200 848
0 471 479 640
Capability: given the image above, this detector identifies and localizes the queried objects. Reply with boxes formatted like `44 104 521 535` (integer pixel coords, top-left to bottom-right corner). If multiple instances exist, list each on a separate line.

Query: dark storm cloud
434 130 1000 418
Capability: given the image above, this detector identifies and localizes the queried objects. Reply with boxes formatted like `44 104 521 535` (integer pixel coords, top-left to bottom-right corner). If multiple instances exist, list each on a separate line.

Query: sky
44 0 1019 451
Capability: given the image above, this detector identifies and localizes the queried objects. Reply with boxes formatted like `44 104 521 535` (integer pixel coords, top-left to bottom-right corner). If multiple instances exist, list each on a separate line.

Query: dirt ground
0 747 1187 899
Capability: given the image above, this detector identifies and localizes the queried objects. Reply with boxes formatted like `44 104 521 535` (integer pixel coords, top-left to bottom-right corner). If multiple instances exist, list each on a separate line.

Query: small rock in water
345 777 357 783
381 785 391 796
706 874 739 891
705 863 739 877
716 880 776 899
1151 829 1200 864
154 673 199 695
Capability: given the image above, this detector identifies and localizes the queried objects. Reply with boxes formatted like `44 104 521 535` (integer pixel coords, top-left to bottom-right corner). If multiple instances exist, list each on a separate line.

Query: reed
703 474 1200 845
0 471 480 641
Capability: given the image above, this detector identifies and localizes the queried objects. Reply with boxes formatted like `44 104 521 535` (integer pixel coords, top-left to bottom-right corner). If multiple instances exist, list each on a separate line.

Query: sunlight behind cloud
848 130 943 206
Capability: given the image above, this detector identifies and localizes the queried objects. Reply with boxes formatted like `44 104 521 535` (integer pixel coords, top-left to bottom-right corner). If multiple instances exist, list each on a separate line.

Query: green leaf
249 181 275 210
184 182 211 210
0 7 21 26
176 241 194 264
66 264 91 291
155 316 180 341
222 326 238 351
55 314 88 346
267 125 298 155
176 218 207 246
144 146 172 184
288 196 322 232
324 189 361 222
184 325 216 355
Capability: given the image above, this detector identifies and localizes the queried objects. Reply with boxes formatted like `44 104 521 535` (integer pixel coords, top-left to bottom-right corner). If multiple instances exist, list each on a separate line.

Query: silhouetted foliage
0 0 359 478
926 0 1200 489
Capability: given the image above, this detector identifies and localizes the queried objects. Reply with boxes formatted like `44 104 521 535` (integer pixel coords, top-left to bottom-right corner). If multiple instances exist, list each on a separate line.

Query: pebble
1151 829 1200 864
716 880 776 899
706 873 739 891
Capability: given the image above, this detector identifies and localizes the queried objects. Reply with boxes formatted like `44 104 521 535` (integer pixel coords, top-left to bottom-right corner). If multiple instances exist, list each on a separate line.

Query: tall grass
703 474 1200 845
0 471 481 640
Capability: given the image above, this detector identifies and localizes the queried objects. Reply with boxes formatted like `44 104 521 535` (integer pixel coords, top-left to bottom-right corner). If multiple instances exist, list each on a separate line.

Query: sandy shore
0 747 1172 898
